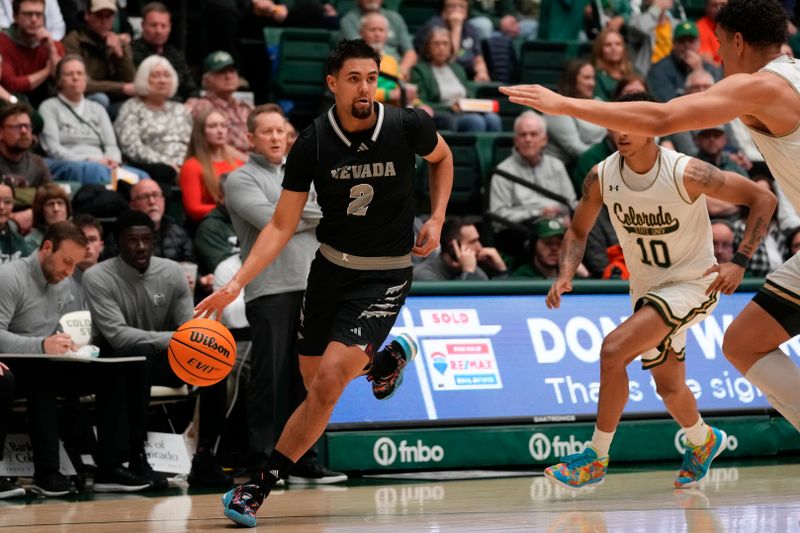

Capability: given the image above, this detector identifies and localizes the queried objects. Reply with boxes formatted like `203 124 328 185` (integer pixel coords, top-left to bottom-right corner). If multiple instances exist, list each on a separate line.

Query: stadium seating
397 0 439 34
275 28 336 97
518 40 571 89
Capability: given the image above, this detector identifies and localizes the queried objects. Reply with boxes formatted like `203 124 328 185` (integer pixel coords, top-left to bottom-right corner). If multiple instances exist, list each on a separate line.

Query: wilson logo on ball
189 331 232 358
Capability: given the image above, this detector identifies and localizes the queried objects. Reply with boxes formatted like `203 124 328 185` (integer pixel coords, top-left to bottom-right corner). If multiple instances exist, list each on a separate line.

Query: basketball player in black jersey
195 39 454 527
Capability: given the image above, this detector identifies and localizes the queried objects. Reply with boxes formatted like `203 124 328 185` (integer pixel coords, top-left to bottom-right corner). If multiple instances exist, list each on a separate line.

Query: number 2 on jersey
347 184 374 216
636 238 671 268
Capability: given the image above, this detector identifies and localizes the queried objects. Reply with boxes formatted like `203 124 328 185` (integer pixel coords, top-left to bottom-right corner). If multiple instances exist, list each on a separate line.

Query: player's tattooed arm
739 217 766 257
683 158 725 200
581 164 600 200
684 157 776 260
561 166 603 277
546 166 603 309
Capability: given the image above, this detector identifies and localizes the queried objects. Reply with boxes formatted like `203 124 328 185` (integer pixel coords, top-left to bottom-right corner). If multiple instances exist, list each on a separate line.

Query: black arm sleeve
402 107 439 157
282 124 317 192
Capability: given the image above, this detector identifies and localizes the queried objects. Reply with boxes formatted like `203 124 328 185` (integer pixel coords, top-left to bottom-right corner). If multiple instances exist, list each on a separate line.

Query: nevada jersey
283 102 439 257
600 147 716 295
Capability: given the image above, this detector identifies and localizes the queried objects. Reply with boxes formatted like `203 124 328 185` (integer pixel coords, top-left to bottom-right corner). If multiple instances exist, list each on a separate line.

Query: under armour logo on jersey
350 326 362 337
609 185 619 192
357 142 369 152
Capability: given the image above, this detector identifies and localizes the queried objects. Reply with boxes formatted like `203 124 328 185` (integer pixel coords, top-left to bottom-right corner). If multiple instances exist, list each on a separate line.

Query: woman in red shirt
179 109 246 222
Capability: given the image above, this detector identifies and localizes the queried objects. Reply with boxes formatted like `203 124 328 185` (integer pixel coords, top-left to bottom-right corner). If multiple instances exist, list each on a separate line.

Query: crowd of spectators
1 0 800 499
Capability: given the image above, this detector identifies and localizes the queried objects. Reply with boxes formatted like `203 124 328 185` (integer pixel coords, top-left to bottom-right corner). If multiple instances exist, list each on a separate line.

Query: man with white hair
340 0 417 79
489 110 575 253
360 11 417 105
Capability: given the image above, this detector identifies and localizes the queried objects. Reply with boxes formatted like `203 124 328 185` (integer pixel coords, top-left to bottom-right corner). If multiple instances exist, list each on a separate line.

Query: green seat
398 0 438 34
442 133 484 215
570 41 592 60
490 134 515 168
519 40 571 90
276 29 335 97
335 0 358 16
414 134 484 215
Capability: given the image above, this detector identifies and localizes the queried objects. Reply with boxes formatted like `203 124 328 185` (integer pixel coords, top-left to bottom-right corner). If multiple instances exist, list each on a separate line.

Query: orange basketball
169 318 236 386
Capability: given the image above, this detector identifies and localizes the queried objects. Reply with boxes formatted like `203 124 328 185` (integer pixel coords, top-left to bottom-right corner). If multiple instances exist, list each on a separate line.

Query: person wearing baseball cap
646 19 721 103
62 0 136 104
186 50 253 154
512 217 569 279
695 125 748 181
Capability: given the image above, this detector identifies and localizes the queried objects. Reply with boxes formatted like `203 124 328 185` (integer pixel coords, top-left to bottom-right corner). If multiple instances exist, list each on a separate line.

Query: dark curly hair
715 0 787 47
326 39 381 76
616 91 659 103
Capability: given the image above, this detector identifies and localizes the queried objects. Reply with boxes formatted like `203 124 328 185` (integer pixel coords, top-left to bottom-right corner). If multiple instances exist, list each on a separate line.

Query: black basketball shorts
297 252 413 358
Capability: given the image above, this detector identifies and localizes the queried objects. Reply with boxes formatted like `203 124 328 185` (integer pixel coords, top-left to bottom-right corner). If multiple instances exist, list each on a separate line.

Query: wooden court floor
1 462 799 532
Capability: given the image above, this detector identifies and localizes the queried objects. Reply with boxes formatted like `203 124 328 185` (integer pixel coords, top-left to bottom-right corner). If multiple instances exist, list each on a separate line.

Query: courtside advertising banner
329 292 792 426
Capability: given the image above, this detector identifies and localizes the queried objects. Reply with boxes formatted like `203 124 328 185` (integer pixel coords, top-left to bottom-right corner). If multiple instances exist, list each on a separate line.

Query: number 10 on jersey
636 238 672 268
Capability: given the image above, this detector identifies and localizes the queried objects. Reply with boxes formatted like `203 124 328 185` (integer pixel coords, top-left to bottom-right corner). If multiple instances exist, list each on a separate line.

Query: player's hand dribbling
412 217 443 257
703 263 745 295
498 85 568 116
546 277 573 309
194 280 242 320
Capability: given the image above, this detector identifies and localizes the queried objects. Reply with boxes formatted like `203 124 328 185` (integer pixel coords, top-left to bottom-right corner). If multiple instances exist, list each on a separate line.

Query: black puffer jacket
155 215 195 263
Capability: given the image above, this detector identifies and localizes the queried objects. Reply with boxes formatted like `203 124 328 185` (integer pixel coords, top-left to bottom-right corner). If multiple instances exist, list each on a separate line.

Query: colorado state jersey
283 102 438 257
749 55 800 212
599 147 716 295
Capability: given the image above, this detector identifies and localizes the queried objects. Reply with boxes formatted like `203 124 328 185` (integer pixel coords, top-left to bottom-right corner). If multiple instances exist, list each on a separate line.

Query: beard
351 101 373 119
7 139 32 154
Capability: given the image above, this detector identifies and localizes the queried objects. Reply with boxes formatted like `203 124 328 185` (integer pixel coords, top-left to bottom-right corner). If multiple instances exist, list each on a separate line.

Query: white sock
683 416 709 447
745 349 800 431
590 427 614 457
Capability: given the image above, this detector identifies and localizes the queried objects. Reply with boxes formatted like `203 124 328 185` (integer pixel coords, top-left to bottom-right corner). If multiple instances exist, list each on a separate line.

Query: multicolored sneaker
222 483 263 528
367 334 418 400
544 446 609 489
674 427 727 489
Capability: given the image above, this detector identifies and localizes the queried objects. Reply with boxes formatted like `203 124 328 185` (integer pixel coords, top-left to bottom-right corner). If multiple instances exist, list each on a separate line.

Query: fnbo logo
674 429 738 454
528 433 591 461
372 437 445 466
374 437 397 466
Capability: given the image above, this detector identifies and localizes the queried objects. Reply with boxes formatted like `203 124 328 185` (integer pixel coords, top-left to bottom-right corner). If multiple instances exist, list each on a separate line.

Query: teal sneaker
544 446 609 489
222 483 263 528
368 333 418 400
674 427 727 489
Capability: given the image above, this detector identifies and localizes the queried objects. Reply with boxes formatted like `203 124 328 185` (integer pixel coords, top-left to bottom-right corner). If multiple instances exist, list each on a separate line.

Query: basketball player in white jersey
542 92 776 489
501 0 800 439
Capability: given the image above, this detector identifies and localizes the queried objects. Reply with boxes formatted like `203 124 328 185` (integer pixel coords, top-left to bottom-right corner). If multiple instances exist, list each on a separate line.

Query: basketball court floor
1 460 799 532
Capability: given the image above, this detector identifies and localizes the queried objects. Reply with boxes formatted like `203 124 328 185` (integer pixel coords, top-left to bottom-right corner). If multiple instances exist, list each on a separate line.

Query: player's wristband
731 252 749 268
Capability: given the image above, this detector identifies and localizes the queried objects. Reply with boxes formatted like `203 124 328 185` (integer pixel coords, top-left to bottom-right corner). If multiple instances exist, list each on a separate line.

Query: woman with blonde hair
179 109 246 222
591 29 637 101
